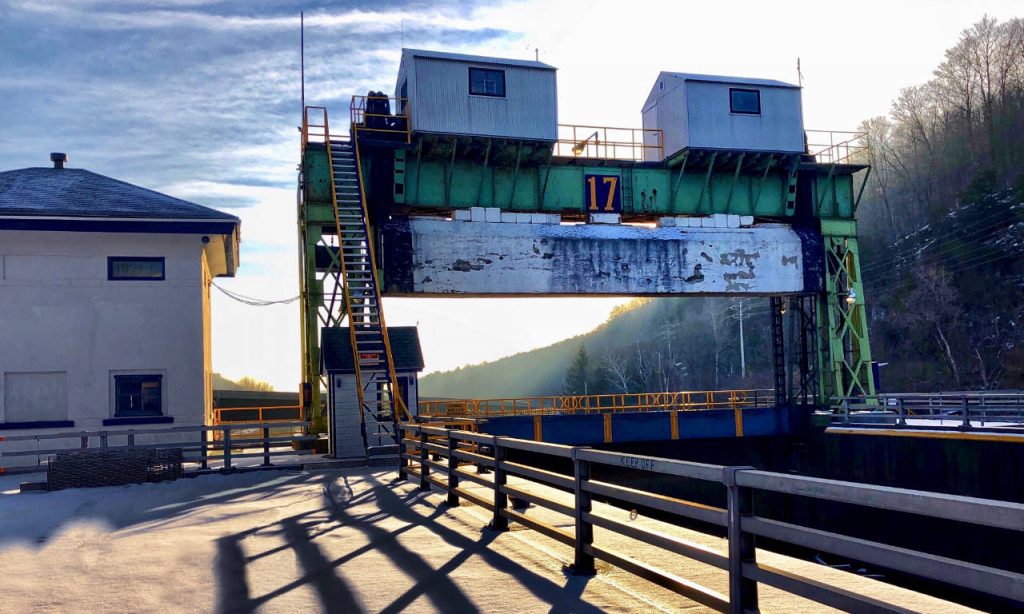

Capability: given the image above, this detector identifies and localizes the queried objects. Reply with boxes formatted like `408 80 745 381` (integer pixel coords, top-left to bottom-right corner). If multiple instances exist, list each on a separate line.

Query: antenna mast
301 12 305 114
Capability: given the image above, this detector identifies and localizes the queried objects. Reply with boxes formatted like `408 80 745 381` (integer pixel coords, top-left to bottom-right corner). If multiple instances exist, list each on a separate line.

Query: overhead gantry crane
298 49 874 459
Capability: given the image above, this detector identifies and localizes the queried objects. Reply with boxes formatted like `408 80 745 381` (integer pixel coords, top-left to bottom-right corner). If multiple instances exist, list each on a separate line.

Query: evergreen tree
563 344 592 395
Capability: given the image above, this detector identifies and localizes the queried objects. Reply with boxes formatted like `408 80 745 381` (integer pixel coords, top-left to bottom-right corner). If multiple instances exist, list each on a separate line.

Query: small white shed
395 48 558 141
642 72 804 161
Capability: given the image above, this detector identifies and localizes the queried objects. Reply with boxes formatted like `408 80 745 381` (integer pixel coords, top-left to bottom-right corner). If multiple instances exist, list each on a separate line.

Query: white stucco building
0 155 239 467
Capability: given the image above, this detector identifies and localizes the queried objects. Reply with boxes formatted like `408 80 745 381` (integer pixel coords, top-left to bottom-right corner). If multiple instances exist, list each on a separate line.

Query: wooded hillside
423 16 1024 399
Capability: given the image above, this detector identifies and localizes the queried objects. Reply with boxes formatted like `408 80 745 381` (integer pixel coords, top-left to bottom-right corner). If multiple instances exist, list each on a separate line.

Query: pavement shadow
0 469 324 547
327 474 602 613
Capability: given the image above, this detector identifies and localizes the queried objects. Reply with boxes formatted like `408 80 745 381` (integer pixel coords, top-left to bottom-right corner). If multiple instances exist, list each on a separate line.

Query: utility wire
860 206 1023 275
212 282 299 306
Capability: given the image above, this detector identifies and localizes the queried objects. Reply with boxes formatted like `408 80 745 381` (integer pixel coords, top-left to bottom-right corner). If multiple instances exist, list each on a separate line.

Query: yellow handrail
419 389 775 418
350 125 412 423
212 405 303 424
350 95 411 143
556 124 664 161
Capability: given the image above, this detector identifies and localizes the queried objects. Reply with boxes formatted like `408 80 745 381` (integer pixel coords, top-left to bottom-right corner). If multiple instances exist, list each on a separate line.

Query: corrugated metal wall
408 56 558 140
644 77 804 157
686 81 804 153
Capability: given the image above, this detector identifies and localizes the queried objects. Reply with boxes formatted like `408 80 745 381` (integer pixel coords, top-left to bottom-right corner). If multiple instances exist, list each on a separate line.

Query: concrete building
322 326 423 459
0 155 239 466
396 48 558 141
642 72 805 160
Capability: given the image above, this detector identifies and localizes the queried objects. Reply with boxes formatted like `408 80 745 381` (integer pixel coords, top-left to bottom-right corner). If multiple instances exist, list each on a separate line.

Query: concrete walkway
0 467 979 612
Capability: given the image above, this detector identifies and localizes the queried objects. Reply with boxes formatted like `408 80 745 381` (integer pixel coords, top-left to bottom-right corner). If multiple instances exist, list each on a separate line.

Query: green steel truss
818 220 875 402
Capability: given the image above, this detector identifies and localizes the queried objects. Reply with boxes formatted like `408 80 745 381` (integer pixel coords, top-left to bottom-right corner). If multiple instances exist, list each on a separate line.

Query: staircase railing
350 125 412 423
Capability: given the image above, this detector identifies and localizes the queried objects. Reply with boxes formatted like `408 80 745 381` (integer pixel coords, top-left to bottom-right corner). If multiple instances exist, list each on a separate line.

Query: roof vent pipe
50 152 67 169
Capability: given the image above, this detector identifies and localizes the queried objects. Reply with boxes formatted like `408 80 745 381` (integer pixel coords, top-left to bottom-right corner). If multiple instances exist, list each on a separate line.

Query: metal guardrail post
398 426 408 481
223 429 232 471
843 398 850 423
419 429 430 491
898 398 907 427
490 437 509 531
446 430 459 507
200 429 208 469
723 466 757 614
262 427 271 466
571 447 596 575
100 433 108 452
961 395 970 430
127 432 135 449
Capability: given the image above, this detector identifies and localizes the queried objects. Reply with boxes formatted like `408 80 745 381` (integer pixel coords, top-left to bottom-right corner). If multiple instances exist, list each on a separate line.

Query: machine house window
469 67 506 97
108 256 165 280
729 88 761 115
114 374 163 416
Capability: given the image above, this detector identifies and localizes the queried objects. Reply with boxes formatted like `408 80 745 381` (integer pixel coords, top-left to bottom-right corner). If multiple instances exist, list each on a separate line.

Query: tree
903 266 963 385
237 376 274 392
563 344 592 395
600 348 633 394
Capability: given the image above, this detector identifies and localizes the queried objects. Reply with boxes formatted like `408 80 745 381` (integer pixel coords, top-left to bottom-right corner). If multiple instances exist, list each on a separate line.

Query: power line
212 282 299 307
860 206 1023 275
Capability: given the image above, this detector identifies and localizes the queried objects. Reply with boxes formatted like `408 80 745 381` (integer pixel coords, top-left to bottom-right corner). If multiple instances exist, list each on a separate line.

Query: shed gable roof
321 326 425 374
644 71 800 111
402 48 556 70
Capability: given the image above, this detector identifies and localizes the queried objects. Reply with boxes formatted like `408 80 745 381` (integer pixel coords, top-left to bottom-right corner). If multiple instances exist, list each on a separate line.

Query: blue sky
3 0 1022 390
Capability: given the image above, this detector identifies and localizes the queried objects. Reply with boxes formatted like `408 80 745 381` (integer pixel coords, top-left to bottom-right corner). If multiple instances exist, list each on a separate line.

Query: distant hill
213 372 243 390
420 297 774 399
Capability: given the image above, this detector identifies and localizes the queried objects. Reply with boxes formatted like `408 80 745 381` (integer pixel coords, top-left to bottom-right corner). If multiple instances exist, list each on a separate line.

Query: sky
2 0 1022 390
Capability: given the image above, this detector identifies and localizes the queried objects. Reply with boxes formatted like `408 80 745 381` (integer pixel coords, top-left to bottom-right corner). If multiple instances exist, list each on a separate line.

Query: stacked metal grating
46 448 183 490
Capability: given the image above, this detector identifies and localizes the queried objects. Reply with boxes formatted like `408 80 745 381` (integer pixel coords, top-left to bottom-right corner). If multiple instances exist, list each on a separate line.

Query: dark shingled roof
321 327 425 374
0 167 239 221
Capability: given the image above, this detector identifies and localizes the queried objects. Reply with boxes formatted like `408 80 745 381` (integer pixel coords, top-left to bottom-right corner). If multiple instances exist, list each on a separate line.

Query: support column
819 219 876 405
769 296 786 406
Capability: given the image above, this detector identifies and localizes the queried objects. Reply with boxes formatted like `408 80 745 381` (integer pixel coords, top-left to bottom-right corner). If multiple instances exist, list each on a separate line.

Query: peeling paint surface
382 219 806 296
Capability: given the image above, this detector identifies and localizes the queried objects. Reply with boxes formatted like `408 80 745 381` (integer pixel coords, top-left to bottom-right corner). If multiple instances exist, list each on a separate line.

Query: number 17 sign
584 174 621 213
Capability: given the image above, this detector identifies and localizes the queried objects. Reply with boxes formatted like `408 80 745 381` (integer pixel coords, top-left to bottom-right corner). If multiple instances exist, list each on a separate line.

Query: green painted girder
392 153 859 220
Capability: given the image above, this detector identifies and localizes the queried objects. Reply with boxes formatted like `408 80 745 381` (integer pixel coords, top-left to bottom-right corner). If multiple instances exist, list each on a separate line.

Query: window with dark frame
114 374 163 417
729 88 761 115
108 257 165 280
469 67 506 97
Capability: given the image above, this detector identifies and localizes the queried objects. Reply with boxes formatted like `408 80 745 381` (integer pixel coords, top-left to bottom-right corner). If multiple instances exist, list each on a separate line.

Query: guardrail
555 124 664 161
834 392 1024 429
213 405 303 424
350 94 411 142
805 130 868 165
398 423 1024 612
419 389 775 418
0 421 314 473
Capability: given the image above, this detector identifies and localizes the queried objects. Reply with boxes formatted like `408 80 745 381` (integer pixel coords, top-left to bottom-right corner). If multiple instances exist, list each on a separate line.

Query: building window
469 67 506 97
729 88 761 115
108 256 165 280
114 374 163 417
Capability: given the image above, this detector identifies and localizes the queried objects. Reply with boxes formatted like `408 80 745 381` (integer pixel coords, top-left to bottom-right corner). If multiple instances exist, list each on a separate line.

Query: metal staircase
312 109 410 460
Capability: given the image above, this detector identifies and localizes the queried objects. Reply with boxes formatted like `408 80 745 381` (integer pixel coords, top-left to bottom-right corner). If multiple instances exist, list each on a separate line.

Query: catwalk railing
419 389 775 418
834 391 1024 428
399 423 1024 612
0 421 314 473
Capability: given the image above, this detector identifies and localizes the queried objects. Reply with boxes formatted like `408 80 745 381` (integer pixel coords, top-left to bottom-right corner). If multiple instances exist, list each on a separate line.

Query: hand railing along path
1 421 314 473
834 391 1024 429
398 423 1024 612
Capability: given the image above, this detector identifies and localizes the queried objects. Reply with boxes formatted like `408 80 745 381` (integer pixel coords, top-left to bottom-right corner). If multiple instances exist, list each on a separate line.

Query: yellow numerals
587 176 619 212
